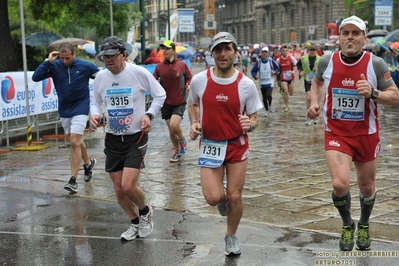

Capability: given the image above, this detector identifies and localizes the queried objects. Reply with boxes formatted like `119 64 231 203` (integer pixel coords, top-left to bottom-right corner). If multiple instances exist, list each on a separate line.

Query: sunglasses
102 52 122 60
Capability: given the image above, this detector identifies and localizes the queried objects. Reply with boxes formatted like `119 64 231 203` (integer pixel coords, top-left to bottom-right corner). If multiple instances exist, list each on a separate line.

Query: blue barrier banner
1 72 59 121
138 59 191 75
138 59 191 98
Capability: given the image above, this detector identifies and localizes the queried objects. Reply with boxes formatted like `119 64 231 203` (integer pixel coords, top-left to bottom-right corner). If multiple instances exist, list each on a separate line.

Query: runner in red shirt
276 45 297 111
308 15 399 252
154 40 192 163
187 32 262 256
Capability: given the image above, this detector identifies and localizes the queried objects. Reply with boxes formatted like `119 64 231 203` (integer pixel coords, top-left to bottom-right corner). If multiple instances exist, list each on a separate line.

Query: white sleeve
146 74 166 116
91 72 105 117
244 80 263 114
292 56 298 66
187 71 207 105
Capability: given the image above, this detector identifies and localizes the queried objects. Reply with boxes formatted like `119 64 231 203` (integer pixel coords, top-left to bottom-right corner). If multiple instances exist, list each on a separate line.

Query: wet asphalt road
0 62 399 265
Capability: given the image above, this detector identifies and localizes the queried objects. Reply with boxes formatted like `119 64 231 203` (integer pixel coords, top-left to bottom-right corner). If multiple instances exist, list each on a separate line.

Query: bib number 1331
198 137 227 168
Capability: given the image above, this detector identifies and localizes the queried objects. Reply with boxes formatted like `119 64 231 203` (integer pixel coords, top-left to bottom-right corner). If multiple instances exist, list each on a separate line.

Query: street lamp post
158 0 161 40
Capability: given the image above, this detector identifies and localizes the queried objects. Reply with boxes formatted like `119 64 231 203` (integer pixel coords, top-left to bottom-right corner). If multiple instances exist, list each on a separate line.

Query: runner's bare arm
188 102 202 141
308 77 324 119
239 113 258 133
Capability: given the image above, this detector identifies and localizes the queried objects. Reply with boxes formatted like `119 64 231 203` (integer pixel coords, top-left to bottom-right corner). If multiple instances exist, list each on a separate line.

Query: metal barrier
0 60 188 149
0 111 61 148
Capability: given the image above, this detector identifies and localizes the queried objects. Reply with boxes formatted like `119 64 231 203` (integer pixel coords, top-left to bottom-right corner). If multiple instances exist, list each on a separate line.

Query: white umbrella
48 38 90 48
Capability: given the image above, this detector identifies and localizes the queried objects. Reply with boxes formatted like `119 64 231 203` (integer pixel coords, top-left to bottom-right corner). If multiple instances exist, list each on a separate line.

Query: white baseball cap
339 15 367 33
261 47 269 52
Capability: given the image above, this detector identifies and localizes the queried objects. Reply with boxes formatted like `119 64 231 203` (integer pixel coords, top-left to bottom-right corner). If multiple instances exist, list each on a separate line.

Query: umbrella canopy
133 43 142 51
25 31 63 47
177 49 195 60
389 42 399 53
84 46 96 55
124 42 139 61
362 43 376 51
175 46 185 53
374 39 386 45
79 41 95 54
376 41 390 52
369 36 384 43
367 29 389 38
325 40 336 47
48 38 90 48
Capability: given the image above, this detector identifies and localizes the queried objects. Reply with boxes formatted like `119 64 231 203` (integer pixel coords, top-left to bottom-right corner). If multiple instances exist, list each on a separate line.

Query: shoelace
357 226 369 241
84 161 93 174
341 226 354 243
139 213 150 226
226 236 238 248
127 224 138 234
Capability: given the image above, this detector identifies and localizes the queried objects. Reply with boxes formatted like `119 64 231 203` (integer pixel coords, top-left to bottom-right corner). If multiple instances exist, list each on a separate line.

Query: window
263 14 266 25
326 5 331 21
271 13 275 28
291 10 295 27
313 6 317 24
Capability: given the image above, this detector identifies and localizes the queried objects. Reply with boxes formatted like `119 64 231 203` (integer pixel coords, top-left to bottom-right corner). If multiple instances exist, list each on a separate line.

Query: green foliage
343 0 399 30
6 0 139 70
28 0 138 40
8 0 59 71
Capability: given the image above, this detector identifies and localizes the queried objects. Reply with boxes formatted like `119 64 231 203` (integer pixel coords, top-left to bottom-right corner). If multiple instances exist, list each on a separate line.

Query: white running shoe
269 104 275 113
225 235 241 256
138 205 154 238
121 223 139 241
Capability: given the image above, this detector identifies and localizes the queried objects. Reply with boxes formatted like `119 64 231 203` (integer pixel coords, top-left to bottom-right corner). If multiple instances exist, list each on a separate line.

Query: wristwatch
145 112 154 120
371 88 379 99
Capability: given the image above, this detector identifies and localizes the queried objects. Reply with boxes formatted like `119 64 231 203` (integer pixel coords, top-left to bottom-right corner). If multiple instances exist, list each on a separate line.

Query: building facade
143 0 348 46
256 0 346 45
144 0 185 43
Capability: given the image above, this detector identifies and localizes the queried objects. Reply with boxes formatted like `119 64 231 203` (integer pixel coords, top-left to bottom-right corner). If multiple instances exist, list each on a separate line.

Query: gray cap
308 45 317 50
98 36 125 56
210 32 237 52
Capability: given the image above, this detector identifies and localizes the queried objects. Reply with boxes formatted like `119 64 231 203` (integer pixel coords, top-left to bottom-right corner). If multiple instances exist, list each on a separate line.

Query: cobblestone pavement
1 62 398 246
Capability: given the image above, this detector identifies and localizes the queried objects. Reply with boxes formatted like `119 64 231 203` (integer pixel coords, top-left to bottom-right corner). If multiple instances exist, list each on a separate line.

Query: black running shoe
64 176 78 194
83 158 97 182
339 223 356 251
356 224 372 250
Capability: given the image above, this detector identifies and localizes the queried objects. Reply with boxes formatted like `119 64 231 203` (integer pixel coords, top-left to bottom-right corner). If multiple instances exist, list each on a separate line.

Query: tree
29 0 137 41
0 0 18 71
0 0 139 71
344 0 399 30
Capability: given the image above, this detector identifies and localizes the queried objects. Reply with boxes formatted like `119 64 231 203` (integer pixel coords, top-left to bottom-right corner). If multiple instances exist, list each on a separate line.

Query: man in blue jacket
32 42 99 194
251 47 280 117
